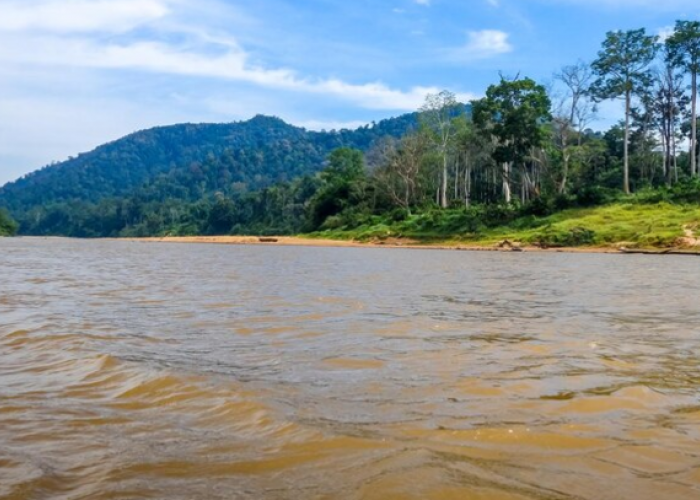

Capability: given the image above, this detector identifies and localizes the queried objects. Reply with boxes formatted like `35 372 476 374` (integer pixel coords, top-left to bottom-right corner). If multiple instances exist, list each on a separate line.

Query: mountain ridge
0 110 425 234
0 114 393 206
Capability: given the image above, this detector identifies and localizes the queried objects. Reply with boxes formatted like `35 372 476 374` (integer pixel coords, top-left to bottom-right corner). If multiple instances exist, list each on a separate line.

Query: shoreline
11 235 697 255
125 235 629 254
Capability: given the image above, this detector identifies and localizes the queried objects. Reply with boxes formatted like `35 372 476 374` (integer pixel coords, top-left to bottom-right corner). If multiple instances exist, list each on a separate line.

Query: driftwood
258 237 279 243
496 240 524 252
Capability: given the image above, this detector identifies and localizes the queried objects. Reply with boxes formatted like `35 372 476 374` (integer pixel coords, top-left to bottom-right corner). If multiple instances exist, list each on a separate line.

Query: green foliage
667 21 700 177
0 115 418 236
666 21 700 75
0 208 18 236
473 76 552 168
308 148 368 231
322 148 366 183
591 29 659 99
531 226 596 248
206 196 237 235
632 178 700 204
312 198 700 250
502 202 700 248
591 28 659 193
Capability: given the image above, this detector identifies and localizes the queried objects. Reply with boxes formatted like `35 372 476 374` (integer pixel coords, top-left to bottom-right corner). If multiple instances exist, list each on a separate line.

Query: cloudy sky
1 0 699 185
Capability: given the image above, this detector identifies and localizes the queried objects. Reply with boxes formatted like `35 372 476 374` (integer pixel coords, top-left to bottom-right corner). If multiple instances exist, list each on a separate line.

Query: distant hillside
0 113 419 220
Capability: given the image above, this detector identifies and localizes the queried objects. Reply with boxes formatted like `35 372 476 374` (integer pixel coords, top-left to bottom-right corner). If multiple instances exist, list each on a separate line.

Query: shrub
573 186 617 207
388 208 409 222
530 226 596 247
521 196 553 217
320 215 344 230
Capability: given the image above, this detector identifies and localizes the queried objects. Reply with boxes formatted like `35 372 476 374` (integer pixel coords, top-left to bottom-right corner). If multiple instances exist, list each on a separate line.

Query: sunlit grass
482 203 700 248
309 202 700 249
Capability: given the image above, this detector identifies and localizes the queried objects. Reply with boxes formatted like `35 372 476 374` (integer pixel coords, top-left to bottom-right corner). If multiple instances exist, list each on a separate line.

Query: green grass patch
484 202 700 248
307 201 700 249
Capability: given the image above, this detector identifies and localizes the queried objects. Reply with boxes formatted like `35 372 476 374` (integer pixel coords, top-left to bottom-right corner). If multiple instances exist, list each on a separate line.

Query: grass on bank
309 202 700 249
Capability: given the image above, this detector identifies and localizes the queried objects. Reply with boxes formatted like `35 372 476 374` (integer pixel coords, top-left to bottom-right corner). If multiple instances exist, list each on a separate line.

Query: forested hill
0 112 419 222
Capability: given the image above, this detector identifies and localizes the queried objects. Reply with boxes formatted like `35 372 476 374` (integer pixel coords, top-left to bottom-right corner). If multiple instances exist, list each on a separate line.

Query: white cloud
0 0 170 33
0 34 440 110
460 30 513 59
414 0 432 5
0 0 448 112
0 0 481 182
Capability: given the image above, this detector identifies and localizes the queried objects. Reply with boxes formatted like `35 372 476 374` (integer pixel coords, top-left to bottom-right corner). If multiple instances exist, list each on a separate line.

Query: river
1 237 700 499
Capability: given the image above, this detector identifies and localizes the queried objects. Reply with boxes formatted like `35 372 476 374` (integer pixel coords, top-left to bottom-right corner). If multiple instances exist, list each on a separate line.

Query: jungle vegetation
1 23 699 246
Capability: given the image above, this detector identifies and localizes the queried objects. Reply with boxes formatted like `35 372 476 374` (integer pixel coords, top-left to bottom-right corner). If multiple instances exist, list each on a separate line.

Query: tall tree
647 49 687 184
373 133 428 213
591 29 658 193
453 118 489 207
667 20 700 177
420 91 459 208
553 61 596 193
472 76 552 203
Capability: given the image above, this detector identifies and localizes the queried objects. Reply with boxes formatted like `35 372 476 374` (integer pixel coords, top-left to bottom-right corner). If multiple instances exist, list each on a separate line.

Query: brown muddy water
1 238 700 500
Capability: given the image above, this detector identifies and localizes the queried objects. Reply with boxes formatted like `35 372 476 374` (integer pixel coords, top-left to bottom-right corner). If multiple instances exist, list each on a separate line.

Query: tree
322 148 365 184
308 148 367 230
591 29 659 194
552 61 596 193
451 117 491 207
420 91 459 208
667 20 700 177
372 133 428 213
472 76 552 203
206 194 237 235
647 50 687 184
0 208 18 236
629 94 661 188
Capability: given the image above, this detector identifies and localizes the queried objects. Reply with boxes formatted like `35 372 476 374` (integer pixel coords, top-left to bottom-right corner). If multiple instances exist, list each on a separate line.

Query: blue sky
1 0 700 185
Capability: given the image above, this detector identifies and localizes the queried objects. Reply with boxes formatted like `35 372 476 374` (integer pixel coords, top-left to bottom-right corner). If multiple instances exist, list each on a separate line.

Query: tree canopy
591 28 659 193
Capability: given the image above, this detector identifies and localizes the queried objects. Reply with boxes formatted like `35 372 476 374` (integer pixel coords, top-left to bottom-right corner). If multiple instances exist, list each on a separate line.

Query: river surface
1 238 700 500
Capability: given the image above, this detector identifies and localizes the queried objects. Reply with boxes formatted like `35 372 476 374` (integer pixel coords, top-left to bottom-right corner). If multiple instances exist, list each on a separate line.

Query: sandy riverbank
128 235 628 253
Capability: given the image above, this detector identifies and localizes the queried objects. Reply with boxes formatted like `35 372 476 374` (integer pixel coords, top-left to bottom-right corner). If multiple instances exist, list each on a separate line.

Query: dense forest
0 209 18 236
1 22 699 242
0 112 425 236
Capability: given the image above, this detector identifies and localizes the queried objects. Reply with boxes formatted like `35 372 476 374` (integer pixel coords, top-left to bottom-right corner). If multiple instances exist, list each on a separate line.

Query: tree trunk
405 183 411 215
454 160 459 201
560 151 569 195
624 89 631 194
669 69 676 185
662 131 671 186
672 130 678 183
465 162 472 208
503 163 512 203
692 71 698 177
441 155 448 208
